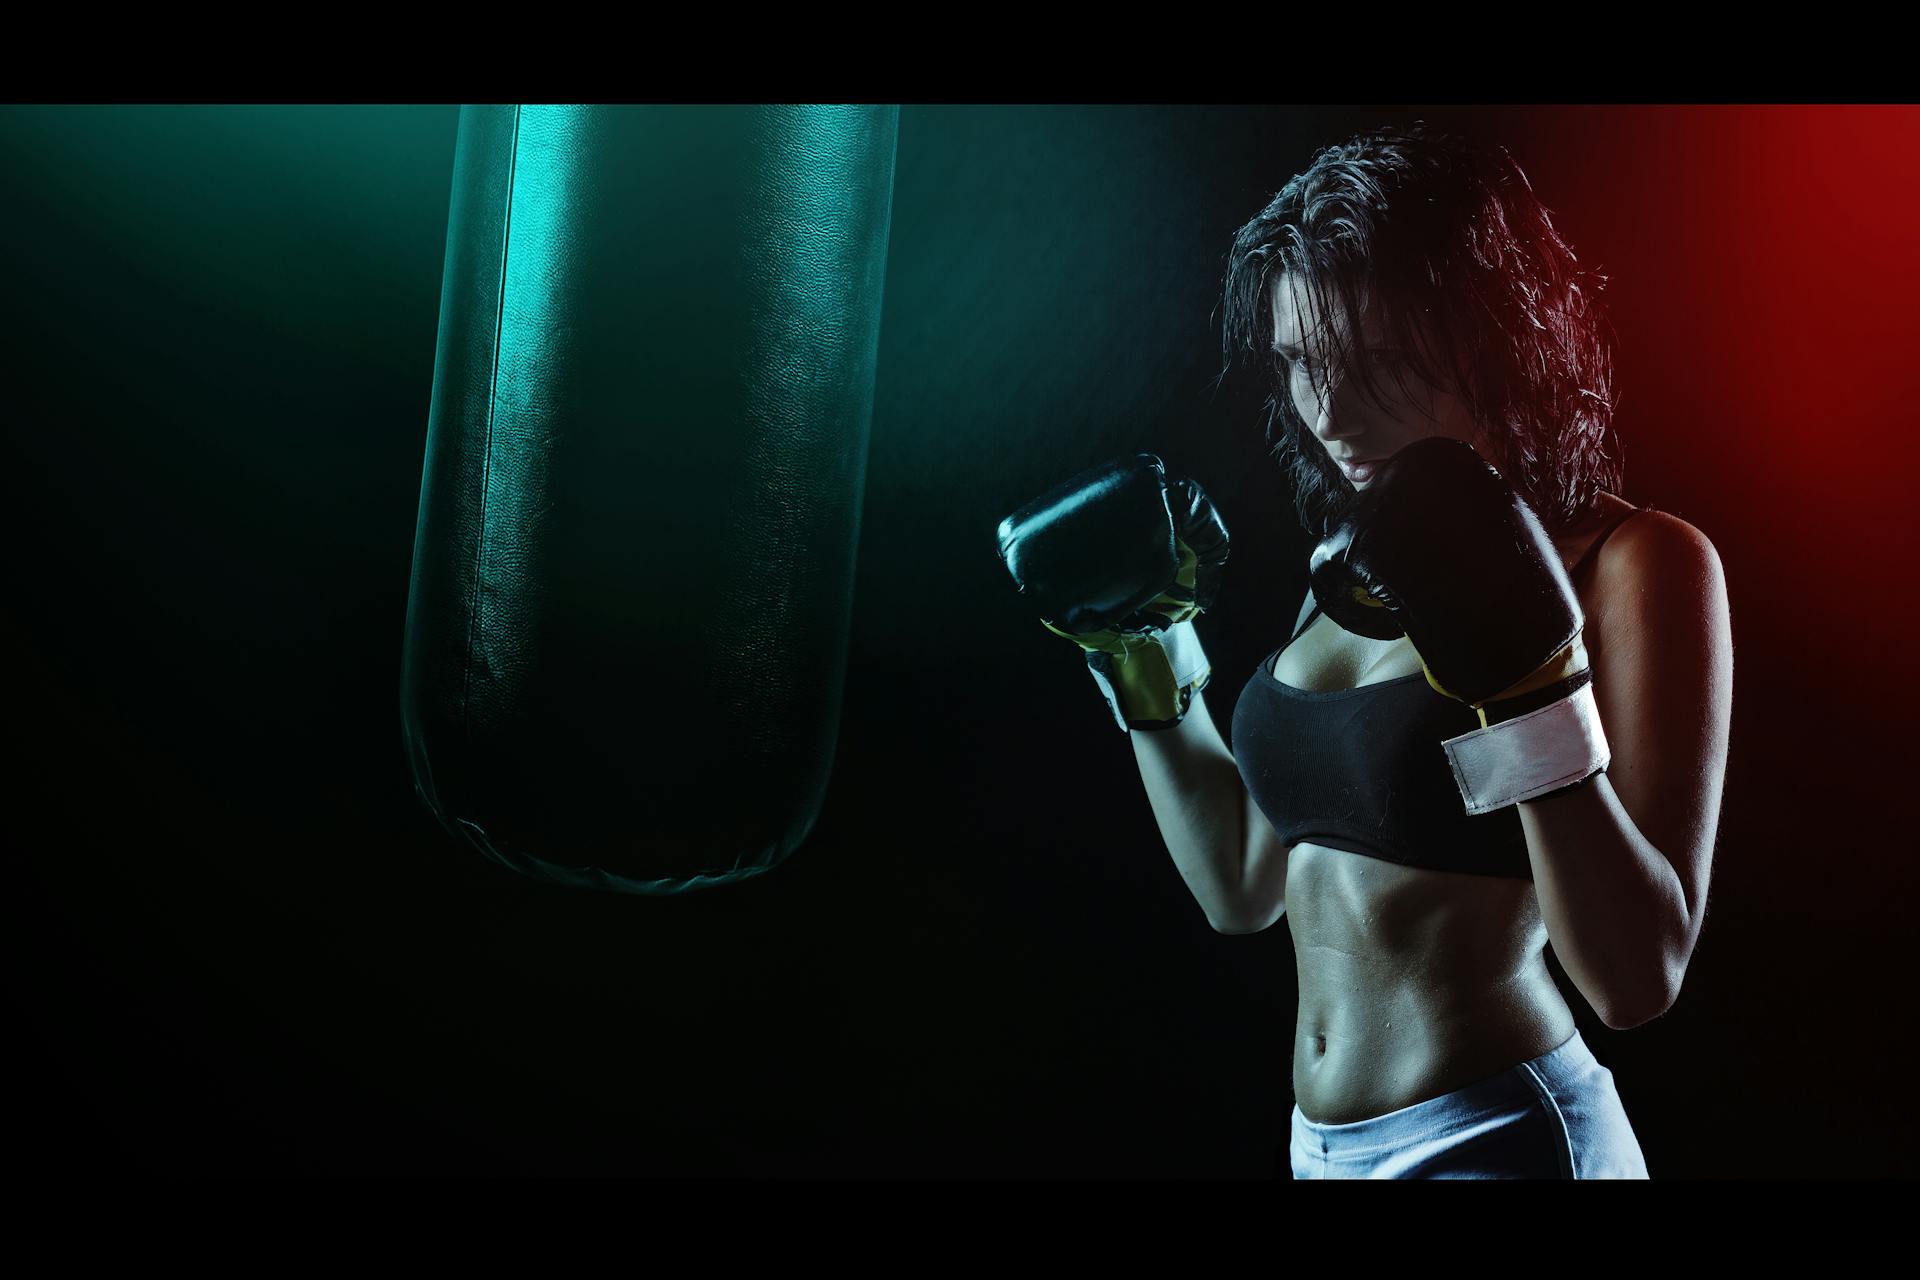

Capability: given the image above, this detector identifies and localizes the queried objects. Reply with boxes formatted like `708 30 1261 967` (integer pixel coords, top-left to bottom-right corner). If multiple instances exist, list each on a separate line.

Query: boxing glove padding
1307 436 1582 707
998 453 1229 731
997 453 1227 637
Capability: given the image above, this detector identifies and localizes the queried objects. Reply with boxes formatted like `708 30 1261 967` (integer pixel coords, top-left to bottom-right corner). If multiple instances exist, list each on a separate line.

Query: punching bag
401 104 898 894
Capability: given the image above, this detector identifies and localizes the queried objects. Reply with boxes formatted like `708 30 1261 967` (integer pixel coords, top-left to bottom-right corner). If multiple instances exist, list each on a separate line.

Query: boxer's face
1271 273 1487 491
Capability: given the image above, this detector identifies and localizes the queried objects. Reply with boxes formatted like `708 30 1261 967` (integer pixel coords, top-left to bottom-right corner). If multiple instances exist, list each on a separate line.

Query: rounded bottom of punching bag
452 815 792 895
407 739 826 895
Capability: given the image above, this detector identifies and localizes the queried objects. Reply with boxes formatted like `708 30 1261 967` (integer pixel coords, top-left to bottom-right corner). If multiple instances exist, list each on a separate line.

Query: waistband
1291 1030 1595 1157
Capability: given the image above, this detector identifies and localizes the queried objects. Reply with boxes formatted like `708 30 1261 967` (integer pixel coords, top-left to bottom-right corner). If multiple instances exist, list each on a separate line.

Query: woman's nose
1312 381 1364 444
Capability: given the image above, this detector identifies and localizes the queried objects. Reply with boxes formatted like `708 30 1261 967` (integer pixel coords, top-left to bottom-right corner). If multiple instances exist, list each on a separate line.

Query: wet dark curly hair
1216 121 1624 538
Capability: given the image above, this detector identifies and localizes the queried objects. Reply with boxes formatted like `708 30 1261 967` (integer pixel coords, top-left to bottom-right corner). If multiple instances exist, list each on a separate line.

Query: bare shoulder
1595 507 1727 609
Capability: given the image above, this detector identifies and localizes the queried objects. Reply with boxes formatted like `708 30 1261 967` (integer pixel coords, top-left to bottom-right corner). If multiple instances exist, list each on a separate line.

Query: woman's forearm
1130 688 1249 930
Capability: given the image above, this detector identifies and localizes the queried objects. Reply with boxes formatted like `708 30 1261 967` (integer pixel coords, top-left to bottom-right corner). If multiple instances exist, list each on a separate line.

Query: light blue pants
1288 1030 1649 1179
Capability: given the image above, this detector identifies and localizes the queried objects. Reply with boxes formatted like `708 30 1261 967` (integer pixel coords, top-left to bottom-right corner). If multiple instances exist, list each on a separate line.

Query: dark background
5 103 1914 1177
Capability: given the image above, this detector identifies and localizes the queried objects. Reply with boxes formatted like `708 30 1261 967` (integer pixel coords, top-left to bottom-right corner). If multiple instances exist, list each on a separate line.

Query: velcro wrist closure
1441 682 1610 814
1157 616 1211 693
1086 618 1212 734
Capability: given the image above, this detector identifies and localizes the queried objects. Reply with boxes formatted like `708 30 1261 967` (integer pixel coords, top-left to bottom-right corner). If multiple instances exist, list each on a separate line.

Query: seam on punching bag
461 103 522 738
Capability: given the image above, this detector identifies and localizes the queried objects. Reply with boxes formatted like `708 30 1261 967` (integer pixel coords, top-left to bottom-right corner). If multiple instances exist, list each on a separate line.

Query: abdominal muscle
1285 839 1576 1124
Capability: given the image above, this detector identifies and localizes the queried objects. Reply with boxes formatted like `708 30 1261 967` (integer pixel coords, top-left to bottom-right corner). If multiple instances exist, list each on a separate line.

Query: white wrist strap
1441 682 1611 814
1159 617 1211 694
1086 618 1212 733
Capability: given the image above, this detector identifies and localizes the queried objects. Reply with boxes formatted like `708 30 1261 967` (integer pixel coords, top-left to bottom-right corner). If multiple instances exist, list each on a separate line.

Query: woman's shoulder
1583 500 1729 655
1595 501 1722 587
1561 494 1716 577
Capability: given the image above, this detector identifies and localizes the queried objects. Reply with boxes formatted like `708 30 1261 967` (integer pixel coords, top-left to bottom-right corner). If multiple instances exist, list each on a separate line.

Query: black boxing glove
997 454 1230 731
1308 436 1609 811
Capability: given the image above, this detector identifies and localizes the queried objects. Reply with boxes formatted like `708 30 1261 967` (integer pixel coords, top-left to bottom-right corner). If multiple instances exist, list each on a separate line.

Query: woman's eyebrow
1274 338 1394 357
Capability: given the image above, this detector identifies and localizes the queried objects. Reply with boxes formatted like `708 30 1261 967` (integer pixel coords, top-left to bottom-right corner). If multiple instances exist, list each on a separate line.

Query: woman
998 123 1732 1178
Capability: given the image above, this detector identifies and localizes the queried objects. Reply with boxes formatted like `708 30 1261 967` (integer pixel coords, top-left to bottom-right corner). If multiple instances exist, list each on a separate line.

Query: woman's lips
1338 457 1383 483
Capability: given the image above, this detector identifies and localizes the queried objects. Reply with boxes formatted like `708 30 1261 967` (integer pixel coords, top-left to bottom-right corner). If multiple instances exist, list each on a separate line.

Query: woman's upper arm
1235 786 1289 932
1224 588 1317 932
1590 511 1734 948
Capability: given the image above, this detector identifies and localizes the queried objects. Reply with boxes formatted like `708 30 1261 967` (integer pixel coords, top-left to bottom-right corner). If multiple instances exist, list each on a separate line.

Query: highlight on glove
997 453 1229 732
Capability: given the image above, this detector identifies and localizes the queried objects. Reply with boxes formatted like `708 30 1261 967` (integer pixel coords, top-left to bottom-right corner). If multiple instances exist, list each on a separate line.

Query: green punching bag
401 104 898 893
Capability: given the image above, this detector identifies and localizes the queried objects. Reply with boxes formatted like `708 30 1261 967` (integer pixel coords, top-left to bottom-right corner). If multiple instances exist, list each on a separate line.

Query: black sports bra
1229 505 1649 881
